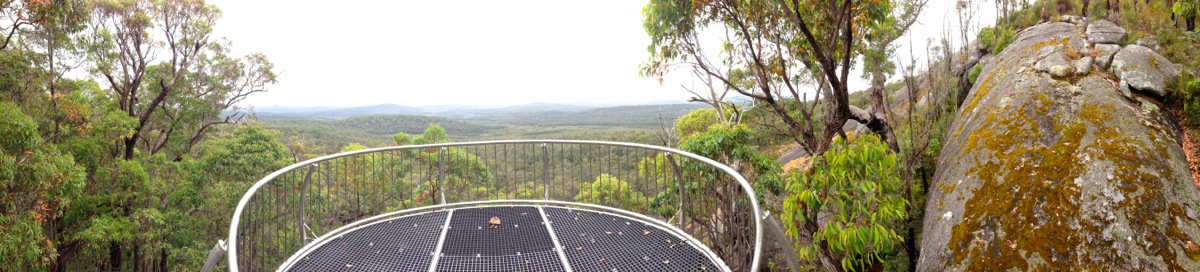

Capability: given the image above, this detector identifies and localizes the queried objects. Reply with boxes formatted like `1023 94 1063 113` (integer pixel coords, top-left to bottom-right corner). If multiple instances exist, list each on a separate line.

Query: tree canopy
643 0 899 156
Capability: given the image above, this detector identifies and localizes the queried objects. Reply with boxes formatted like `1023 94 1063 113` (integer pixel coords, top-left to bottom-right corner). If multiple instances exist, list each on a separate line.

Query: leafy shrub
1181 75 1200 125
575 174 650 211
1175 0 1199 29
992 27 1015 55
968 64 983 85
782 134 908 271
977 26 1016 55
979 27 997 52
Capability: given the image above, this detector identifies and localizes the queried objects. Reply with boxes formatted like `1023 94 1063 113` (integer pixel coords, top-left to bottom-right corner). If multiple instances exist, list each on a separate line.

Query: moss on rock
919 22 1200 271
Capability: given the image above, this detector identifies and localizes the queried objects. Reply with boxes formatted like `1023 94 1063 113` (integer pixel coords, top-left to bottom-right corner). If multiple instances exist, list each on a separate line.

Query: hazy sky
206 0 994 108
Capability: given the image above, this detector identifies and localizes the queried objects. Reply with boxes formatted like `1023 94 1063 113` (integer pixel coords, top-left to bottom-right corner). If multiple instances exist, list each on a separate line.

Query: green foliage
0 0 290 268
741 99 825 148
669 122 782 270
782 135 907 271
418 124 448 144
0 101 38 152
674 108 719 137
978 26 997 52
1181 75 1200 125
678 123 782 196
332 114 500 137
0 102 86 269
194 126 292 185
992 28 1016 55
1146 10 1200 126
968 64 983 84
0 213 53 270
341 143 368 152
481 104 704 128
977 26 1016 55
1175 0 1199 21
575 174 650 211
394 123 451 146
264 109 674 156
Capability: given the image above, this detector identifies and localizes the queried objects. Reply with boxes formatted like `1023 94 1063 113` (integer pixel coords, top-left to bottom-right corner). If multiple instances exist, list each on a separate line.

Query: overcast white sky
207 0 995 108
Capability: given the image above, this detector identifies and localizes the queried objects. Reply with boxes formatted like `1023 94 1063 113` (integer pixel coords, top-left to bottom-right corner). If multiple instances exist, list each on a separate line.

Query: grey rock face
1061 15 1086 25
1035 52 1074 77
1094 43 1121 69
1086 19 1126 44
1119 79 1133 98
919 22 1200 272
1074 56 1093 76
841 119 864 133
1110 44 1180 97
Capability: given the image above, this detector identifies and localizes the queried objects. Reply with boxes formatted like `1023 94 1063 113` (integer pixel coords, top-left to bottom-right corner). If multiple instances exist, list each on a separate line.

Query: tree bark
866 72 900 151
816 239 846 272
1108 0 1121 23
108 242 122 272
1082 0 1090 18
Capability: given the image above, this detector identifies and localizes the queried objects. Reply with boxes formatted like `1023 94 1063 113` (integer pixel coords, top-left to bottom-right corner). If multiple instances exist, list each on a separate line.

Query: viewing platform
225 140 763 271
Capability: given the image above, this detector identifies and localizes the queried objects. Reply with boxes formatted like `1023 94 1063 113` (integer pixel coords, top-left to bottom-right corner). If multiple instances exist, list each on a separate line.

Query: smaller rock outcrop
1073 56 1093 76
1093 43 1121 69
1111 44 1181 97
1034 50 1075 77
1086 19 1126 44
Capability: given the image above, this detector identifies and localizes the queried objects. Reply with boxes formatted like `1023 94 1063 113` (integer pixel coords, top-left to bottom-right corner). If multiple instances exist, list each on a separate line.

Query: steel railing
226 140 762 271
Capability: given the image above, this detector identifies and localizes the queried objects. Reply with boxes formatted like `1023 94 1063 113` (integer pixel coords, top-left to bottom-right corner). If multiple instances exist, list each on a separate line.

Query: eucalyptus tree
0 101 87 270
88 0 272 161
141 42 276 160
643 1 931 270
80 0 275 269
642 0 902 157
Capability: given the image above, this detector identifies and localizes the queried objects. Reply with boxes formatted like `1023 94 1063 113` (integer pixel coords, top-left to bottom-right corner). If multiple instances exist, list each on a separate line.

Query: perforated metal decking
287 206 723 272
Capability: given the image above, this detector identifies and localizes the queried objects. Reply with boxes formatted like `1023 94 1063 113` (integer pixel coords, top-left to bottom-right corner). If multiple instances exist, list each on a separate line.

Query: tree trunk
1108 0 1121 22
1170 0 1177 24
158 248 168 272
51 240 78 272
1082 0 1090 18
816 240 846 272
1188 15 1196 32
867 72 900 152
109 242 122 272
132 243 141 272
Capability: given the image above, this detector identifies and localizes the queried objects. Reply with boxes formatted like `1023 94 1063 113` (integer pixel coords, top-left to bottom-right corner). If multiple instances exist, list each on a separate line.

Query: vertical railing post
298 164 316 243
541 143 550 200
665 152 686 229
200 240 226 272
438 147 447 205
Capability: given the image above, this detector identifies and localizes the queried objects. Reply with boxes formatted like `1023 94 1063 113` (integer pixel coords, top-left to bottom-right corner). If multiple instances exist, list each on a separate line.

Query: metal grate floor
289 211 448 271
286 206 722 272
545 208 715 272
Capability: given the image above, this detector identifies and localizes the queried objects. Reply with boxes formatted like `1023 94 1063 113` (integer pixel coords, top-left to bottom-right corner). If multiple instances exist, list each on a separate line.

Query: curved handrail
227 140 762 271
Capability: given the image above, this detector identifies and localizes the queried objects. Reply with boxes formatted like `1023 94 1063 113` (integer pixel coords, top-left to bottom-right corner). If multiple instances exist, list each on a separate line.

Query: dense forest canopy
1 0 279 270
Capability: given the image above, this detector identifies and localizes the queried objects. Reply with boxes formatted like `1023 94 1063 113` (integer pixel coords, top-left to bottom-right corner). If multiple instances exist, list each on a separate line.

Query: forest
255 103 703 156
3 0 1200 271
